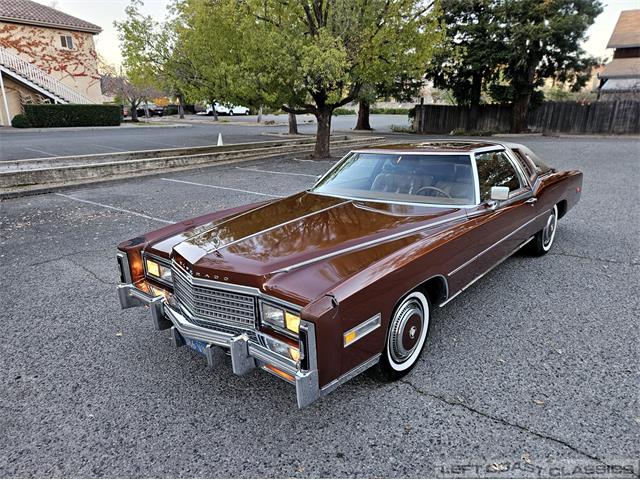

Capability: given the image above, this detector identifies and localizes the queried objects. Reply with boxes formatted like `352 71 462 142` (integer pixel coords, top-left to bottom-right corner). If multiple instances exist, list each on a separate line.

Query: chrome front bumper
117 283 320 408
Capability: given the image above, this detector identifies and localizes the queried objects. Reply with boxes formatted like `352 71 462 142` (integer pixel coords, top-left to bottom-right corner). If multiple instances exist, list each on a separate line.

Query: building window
60 35 74 49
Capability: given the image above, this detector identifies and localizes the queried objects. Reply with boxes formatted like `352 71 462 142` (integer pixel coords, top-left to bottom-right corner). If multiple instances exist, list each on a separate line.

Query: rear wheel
378 290 431 380
529 204 558 256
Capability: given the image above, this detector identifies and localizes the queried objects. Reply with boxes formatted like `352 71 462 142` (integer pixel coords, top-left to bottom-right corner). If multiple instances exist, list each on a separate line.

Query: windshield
311 152 476 205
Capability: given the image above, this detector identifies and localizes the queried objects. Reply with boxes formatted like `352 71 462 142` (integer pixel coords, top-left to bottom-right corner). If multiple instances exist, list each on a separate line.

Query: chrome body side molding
321 354 382 396
343 313 381 347
448 209 550 277
439 236 535 307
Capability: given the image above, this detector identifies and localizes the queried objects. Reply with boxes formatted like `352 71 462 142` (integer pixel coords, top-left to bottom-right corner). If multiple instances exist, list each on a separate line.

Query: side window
475 151 523 201
60 35 74 49
512 148 536 181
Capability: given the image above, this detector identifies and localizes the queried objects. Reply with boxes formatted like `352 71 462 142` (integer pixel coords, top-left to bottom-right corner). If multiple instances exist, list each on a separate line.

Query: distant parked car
123 103 164 118
137 103 164 117
203 103 250 116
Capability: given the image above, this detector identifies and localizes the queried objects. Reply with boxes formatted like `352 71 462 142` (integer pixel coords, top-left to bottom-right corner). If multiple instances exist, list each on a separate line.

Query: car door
449 150 537 288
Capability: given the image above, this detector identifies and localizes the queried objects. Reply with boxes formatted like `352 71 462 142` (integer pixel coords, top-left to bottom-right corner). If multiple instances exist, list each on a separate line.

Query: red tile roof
0 0 101 34
607 9 640 49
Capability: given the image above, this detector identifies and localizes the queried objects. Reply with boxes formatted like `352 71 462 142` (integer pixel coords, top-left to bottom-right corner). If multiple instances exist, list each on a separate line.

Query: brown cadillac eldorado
117 140 582 407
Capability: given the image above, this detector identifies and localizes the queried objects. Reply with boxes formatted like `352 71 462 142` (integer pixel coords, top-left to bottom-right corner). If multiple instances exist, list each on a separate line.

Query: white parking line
55 193 173 224
292 157 337 163
161 178 282 198
93 144 122 151
24 147 58 157
235 166 317 178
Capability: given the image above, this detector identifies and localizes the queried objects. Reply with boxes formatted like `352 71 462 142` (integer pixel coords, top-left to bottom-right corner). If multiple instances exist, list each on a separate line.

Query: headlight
261 335 302 363
145 257 172 284
260 302 300 335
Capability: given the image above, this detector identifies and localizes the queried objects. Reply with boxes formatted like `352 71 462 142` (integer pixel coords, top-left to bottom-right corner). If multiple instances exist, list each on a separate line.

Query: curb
0 136 385 198
0 123 190 134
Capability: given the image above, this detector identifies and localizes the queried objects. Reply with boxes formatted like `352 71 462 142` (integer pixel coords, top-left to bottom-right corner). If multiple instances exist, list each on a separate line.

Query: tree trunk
178 96 185 120
210 99 218 121
288 112 298 135
313 107 332 159
510 93 531 133
257 105 263 123
131 101 139 122
355 100 372 130
467 72 483 131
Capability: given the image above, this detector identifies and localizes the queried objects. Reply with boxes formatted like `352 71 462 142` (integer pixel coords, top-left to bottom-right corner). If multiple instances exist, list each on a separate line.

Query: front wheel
528 204 558 256
378 290 431 380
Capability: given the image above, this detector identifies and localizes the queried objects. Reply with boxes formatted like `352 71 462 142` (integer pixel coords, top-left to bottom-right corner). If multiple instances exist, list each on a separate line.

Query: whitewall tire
379 290 431 380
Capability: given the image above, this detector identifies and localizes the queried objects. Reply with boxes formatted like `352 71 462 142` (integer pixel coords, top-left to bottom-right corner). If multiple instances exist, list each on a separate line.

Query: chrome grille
172 263 257 331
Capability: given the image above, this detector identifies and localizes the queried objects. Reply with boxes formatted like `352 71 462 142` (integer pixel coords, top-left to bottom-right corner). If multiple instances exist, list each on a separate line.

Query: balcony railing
0 47 94 105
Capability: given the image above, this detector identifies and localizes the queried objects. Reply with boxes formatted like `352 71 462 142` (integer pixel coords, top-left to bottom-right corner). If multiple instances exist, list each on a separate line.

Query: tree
102 73 159 122
425 0 503 130
116 0 201 119
497 0 602 132
176 0 441 158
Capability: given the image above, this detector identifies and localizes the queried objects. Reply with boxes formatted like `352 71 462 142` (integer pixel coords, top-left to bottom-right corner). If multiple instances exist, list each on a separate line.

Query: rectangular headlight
260 302 300 336
144 257 172 284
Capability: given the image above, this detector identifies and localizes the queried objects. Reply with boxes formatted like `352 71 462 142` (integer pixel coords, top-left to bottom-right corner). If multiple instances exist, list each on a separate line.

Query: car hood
151 192 464 304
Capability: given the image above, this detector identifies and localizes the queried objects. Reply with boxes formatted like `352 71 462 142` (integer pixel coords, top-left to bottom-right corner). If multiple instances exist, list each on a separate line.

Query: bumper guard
117 283 320 408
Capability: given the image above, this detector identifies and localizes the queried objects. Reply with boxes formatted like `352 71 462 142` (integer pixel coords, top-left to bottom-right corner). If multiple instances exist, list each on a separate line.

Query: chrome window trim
273 213 469 274
470 152 482 205
473 148 532 205
448 208 551 277
343 313 382 347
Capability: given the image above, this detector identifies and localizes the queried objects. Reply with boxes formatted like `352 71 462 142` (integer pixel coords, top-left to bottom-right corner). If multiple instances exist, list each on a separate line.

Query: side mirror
490 186 510 201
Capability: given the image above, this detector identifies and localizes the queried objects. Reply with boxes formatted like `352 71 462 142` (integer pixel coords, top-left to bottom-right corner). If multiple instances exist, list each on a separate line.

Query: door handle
525 198 538 204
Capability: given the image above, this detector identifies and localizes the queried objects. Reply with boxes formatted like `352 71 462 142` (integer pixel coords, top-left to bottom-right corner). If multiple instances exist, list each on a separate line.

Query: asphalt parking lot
0 135 638 478
0 114 409 160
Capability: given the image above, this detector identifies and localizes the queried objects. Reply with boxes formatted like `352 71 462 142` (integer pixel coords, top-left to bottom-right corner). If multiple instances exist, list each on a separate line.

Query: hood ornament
210 234 223 257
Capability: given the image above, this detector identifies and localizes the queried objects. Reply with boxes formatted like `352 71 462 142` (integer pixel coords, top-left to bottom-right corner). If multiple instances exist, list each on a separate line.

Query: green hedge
23 104 121 128
11 114 31 128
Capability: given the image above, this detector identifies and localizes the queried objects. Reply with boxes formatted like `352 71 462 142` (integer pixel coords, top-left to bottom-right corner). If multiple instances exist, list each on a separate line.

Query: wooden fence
413 100 640 135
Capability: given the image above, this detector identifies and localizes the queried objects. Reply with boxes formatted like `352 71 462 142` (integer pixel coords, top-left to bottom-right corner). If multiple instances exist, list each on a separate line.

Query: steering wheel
415 186 452 198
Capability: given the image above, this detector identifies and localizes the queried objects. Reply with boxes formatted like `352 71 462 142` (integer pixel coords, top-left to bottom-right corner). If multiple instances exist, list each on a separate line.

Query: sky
37 0 640 67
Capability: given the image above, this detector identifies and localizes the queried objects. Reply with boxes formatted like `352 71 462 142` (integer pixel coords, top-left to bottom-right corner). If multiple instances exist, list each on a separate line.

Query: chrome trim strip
273 213 469 274
448 209 550 277
206 200 351 253
440 236 535 307
471 152 481 205
343 313 381 347
321 353 382 395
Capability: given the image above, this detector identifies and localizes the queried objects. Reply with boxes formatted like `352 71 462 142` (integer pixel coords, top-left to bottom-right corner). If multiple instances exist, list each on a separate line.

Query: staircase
0 47 94 105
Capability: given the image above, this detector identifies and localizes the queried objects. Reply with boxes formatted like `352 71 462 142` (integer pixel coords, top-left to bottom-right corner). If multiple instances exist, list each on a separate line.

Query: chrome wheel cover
387 292 429 371
542 205 558 251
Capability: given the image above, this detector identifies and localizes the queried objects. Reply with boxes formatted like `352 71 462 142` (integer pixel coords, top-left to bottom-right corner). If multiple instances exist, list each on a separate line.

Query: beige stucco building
0 0 103 126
